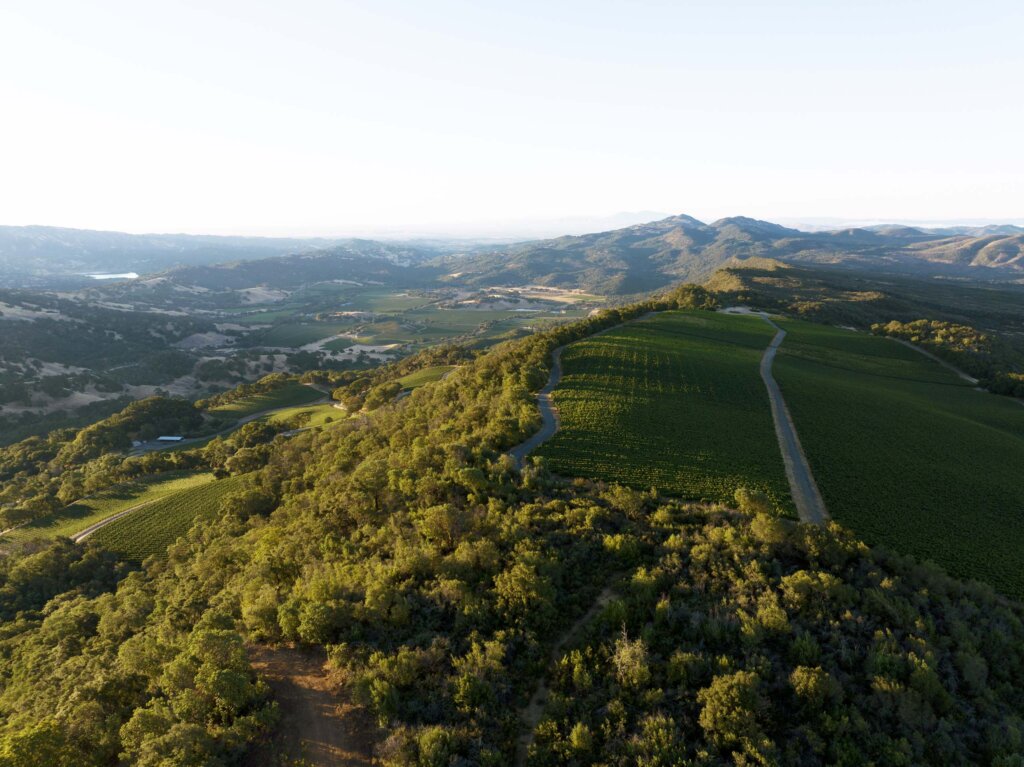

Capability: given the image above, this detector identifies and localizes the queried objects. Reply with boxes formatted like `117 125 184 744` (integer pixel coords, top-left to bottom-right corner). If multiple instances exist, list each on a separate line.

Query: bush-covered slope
530 512 1024 766
0 285 1023 766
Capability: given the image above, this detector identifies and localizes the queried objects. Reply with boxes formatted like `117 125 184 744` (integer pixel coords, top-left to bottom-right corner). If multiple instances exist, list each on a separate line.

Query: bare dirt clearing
247 645 380 767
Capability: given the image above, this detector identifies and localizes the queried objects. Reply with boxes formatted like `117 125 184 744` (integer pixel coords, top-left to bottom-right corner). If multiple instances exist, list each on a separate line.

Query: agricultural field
227 307 305 324
397 365 456 389
773 320 1024 596
536 310 793 512
215 286 598 353
260 402 342 428
91 473 246 561
0 471 211 544
336 288 433 313
258 322 355 347
321 307 585 348
207 381 323 417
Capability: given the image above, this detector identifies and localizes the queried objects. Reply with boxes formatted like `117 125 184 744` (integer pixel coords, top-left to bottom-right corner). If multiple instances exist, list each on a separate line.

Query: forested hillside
2 283 1024 765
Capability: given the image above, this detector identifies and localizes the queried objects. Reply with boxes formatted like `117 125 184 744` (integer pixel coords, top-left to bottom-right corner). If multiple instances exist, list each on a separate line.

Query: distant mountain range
3 216 1022 295
0 226 456 288
442 215 1024 294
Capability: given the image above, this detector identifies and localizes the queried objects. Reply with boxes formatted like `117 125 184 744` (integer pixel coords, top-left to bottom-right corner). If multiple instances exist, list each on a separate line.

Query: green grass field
397 365 456 389
260 403 341 428
1 472 212 544
208 382 323 417
774 320 1024 596
91 474 247 561
536 311 793 512
313 307 573 349
404 308 523 338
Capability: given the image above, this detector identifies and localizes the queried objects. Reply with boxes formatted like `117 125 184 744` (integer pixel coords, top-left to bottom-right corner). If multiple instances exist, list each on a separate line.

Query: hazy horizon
4 212 1024 242
2 0 1021 234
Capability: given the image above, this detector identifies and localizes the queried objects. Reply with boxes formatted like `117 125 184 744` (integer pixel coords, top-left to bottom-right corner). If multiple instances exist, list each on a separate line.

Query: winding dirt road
509 345 566 469
757 316 829 525
508 313 656 468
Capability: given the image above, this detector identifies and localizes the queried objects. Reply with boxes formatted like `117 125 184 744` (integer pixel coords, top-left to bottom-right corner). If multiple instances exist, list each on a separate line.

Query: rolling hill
7 217 1023 297
442 215 1024 294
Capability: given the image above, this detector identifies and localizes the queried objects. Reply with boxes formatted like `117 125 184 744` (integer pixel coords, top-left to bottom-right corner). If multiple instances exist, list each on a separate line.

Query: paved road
757 317 829 525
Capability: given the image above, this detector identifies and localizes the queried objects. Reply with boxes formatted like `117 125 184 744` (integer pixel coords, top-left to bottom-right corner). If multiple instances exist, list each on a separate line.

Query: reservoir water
85 272 139 280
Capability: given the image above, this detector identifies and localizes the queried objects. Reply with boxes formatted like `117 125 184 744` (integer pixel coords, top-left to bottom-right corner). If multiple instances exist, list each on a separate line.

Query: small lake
85 272 139 280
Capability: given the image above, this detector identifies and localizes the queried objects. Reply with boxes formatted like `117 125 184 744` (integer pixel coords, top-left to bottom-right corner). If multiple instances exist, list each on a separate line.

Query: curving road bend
509 345 565 469
757 316 829 525
508 312 658 469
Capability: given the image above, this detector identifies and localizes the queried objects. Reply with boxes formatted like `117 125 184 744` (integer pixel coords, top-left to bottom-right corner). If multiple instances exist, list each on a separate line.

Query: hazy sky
1 0 1021 236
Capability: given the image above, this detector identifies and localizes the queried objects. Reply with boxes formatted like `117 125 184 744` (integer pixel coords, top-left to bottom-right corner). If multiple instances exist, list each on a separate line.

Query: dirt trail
514 587 616 767
509 345 565 468
893 338 1024 408
891 338 980 385
757 316 829 526
247 645 380 767
71 498 162 543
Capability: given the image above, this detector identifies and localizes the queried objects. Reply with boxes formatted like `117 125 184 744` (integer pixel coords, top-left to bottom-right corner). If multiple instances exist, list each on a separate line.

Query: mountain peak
710 216 802 238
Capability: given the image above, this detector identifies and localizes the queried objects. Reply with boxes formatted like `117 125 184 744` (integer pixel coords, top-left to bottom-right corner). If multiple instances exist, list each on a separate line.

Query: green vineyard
397 364 456 389
261 402 341 428
774 320 1024 596
208 382 322 417
1 472 212 544
91 474 247 561
536 310 794 513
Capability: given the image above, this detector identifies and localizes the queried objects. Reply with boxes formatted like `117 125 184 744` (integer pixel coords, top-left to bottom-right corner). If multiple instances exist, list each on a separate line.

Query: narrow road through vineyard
757 316 829 525
508 312 656 468
509 345 565 468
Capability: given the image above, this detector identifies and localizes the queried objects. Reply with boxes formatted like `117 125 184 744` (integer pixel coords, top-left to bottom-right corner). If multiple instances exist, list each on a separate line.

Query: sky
1 0 1021 237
